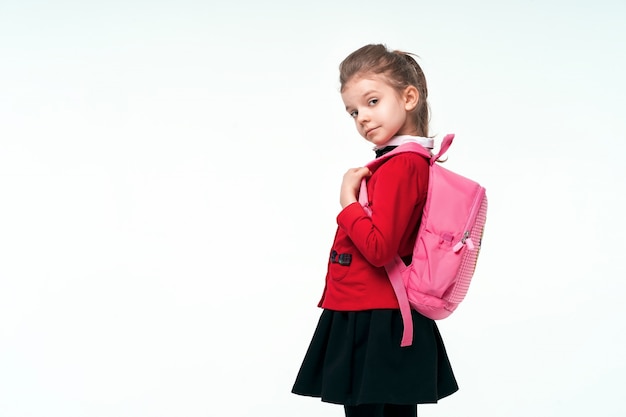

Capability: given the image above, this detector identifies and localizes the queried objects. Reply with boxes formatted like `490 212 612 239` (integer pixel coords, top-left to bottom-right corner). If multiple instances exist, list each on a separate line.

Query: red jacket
318 152 430 310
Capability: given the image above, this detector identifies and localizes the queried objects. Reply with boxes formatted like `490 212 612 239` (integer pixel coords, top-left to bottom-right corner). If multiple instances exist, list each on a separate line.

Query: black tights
344 404 417 417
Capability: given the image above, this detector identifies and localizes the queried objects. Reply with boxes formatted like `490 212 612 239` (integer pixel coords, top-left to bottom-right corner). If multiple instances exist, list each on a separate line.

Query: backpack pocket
409 229 459 297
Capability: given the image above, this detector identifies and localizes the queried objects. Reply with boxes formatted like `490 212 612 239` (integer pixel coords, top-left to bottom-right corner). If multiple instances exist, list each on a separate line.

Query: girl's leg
383 404 417 417
344 404 384 417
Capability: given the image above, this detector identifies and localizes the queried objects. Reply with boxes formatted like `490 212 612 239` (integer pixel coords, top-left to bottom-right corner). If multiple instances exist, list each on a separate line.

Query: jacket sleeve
336 153 426 267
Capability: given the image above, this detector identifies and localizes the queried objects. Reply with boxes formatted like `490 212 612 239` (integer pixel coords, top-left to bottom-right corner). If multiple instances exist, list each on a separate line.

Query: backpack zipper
453 186 486 253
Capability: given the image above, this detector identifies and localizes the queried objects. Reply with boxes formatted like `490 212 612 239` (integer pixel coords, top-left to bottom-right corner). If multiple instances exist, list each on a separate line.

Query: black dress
292 145 458 406
291 309 458 405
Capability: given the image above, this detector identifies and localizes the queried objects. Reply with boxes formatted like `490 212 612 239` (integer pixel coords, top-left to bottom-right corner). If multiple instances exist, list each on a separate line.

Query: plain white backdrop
1 1 625 416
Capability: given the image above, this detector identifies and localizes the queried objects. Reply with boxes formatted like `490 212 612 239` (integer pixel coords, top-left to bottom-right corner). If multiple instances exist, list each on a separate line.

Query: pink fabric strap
359 178 412 345
358 178 370 213
385 258 414 346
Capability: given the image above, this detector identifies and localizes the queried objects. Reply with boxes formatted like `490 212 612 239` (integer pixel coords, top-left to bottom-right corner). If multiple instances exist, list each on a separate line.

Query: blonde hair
339 44 430 137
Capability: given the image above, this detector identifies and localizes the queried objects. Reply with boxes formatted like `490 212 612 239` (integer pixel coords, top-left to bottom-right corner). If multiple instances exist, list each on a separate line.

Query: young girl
291 44 458 417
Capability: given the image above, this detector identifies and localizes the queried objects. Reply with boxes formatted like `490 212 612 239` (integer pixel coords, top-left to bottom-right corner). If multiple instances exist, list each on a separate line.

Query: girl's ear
403 85 419 112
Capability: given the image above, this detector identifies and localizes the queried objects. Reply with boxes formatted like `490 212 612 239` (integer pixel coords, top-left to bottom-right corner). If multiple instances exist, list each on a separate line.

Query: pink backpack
358 134 487 347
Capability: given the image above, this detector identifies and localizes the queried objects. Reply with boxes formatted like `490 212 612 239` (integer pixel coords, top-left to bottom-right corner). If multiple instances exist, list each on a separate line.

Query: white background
1 1 625 416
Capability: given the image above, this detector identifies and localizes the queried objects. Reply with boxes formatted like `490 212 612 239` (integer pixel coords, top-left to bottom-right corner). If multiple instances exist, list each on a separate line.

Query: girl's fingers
346 167 371 178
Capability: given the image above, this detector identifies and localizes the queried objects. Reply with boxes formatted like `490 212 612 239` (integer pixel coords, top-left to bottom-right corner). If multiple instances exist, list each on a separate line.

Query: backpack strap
366 142 433 171
358 141 433 211
386 256 414 346
357 135 455 347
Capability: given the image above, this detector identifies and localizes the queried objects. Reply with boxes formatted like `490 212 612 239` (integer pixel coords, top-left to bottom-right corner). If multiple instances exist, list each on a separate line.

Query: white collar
373 135 434 151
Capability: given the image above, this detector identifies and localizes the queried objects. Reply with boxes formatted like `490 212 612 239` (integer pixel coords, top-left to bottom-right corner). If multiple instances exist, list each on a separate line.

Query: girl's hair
339 44 430 137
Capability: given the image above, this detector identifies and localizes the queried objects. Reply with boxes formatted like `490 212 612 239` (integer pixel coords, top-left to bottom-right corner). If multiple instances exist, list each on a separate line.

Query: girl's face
341 73 418 147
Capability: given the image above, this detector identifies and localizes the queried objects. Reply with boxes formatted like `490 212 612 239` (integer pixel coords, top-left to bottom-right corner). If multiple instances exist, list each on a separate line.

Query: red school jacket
318 152 430 311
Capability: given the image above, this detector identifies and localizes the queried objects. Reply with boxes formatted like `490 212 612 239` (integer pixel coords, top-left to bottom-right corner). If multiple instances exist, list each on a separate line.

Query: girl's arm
336 153 427 267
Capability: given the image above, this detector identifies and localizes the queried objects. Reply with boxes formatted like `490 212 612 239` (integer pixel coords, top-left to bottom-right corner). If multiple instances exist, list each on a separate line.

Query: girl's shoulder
375 151 429 176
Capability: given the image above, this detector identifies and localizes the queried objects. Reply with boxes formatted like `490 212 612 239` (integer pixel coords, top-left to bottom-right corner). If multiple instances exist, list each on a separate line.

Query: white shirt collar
373 135 434 151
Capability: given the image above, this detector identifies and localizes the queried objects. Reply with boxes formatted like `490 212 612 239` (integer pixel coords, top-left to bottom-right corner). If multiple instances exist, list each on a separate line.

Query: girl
291 44 458 417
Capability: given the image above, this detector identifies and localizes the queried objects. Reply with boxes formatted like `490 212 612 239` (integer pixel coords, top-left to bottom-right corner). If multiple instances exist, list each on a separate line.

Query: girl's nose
356 109 370 124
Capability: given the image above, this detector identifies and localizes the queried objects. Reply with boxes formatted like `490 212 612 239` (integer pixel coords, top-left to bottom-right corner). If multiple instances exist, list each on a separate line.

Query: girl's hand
340 167 371 208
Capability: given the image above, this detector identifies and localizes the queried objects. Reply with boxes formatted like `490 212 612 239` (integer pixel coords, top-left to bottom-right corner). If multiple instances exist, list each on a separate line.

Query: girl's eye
368 98 378 106
349 110 358 118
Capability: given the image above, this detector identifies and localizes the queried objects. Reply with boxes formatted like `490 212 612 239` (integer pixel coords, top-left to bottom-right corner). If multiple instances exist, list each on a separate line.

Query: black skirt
291 309 458 406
